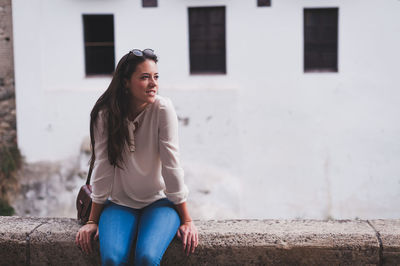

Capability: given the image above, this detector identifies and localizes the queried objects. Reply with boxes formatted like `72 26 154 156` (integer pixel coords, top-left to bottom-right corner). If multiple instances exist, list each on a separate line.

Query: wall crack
25 221 48 266
366 220 383 266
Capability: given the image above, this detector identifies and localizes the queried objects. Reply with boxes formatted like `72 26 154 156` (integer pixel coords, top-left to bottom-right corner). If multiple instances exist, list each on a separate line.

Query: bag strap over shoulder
86 112 97 186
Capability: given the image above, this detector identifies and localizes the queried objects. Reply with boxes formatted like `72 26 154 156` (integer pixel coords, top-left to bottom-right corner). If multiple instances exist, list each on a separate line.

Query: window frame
142 0 157 8
82 14 115 76
303 8 339 73
188 6 227 75
257 0 271 7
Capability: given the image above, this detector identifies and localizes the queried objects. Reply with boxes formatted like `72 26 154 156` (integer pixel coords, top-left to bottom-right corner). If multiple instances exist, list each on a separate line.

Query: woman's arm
76 111 114 254
158 98 198 255
158 98 188 203
90 111 115 204
88 201 105 224
175 202 198 255
174 201 192 223
75 202 105 254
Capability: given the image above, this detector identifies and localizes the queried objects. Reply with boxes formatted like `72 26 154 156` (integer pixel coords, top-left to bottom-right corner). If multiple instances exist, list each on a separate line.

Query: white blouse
90 95 189 209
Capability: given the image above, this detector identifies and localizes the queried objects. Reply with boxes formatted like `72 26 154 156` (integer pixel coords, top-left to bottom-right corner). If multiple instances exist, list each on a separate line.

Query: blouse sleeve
90 110 115 204
158 98 189 205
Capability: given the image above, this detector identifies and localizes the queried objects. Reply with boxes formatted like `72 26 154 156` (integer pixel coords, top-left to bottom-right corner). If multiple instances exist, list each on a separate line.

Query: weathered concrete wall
0 217 399 265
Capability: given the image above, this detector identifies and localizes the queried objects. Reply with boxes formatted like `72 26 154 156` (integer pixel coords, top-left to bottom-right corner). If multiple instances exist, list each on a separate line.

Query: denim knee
102 254 128 266
134 251 161 266
101 246 131 266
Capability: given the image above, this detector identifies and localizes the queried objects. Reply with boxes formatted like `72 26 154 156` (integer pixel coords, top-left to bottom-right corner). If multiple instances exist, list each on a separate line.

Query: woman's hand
75 224 99 254
176 221 198 256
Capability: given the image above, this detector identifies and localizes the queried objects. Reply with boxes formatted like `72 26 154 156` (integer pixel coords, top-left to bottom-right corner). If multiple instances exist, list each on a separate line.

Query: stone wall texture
0 217 399 265
0 0 16 146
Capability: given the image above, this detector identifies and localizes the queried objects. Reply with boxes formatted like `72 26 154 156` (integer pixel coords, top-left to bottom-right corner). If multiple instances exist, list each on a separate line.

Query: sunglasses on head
123 48 155 66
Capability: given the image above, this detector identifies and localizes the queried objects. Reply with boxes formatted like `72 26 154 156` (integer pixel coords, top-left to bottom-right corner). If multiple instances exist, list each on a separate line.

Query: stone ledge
0 217 399 265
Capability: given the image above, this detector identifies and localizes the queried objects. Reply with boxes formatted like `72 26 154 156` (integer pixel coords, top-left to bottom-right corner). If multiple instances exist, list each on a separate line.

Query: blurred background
0 0 399 220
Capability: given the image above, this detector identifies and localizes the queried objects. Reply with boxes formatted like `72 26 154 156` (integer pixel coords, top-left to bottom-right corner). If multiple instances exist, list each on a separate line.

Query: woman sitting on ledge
75 49 198 265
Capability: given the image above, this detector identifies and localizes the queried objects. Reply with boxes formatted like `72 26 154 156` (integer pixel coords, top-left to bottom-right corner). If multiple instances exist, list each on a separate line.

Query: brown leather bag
76 162 94 225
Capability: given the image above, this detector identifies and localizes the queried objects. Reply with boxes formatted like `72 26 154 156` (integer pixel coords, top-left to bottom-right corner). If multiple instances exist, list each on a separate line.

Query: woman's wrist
86 220 98 225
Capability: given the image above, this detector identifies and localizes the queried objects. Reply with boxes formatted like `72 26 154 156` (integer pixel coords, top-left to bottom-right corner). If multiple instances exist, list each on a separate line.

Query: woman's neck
129 102 148 121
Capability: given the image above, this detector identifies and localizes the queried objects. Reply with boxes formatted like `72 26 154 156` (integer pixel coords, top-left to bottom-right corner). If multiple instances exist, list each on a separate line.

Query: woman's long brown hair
88 51 158 171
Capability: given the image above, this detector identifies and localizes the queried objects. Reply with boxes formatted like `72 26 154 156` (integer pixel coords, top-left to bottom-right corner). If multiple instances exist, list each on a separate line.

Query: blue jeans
98 198 181 266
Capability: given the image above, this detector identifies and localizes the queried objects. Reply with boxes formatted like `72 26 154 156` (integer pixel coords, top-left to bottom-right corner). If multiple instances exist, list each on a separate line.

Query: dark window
83 14 115 75
188 7 226 74
257 0 271 7
142 0 157 7
304 8 338 72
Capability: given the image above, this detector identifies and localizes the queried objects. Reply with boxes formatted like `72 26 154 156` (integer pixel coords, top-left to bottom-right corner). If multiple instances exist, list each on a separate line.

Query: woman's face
126 59 159 109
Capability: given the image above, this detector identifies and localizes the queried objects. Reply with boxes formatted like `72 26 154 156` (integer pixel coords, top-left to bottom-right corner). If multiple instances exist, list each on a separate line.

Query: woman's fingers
181 229 187 252
177 229 182 240
191 234 196 253
76 225 99 255
77 232 83 251
82 234 88 254
180 228 190 255
79 230 90 254
78 233 84 253
185 232 192 256
75 232 79 246
179 224 199 255
94 228 99 241
85 231 92 253
190 230 198 254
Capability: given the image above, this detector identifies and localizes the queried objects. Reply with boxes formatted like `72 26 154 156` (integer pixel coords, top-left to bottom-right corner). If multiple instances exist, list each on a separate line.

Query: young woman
75 49 198 265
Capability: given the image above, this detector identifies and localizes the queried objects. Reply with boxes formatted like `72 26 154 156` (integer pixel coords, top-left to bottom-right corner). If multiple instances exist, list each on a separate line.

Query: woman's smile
146 89 157 96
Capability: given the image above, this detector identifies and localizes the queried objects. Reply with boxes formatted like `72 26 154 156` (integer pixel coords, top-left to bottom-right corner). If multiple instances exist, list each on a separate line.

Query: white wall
12 0 400 219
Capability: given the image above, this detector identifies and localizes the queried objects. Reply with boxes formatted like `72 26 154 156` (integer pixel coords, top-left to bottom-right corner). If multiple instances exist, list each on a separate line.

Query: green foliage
0 198 15 216
0 144 21 216
0 144 22 178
